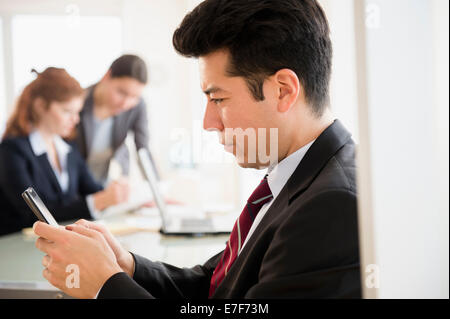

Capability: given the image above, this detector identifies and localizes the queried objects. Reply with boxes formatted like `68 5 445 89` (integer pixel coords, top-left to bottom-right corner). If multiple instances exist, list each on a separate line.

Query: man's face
102 76 145 115
199 50 280 168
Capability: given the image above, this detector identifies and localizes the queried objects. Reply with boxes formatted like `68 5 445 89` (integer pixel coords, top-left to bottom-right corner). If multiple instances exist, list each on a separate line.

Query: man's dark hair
109 54 148 84
173 0 332 116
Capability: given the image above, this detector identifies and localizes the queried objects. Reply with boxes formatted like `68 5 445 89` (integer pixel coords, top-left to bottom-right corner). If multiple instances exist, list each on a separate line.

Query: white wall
320 0 359 140
355 0 449 298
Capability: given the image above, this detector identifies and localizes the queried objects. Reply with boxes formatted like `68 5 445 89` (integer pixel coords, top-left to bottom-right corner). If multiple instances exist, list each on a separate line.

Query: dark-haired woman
0 68 129 236
76 54 158 186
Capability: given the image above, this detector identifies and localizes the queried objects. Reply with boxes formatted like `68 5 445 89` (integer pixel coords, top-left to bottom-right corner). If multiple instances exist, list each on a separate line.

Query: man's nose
203 102 224 132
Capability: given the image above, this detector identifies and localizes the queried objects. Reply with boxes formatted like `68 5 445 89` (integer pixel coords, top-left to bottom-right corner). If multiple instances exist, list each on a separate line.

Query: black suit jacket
98 120 361 298
0 136 103 236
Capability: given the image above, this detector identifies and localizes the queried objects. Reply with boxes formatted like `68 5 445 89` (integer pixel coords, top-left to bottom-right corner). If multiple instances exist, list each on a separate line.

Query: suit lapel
66 150 77 195
112 113 128 150
112 115 120 150
81 87 96 155
35 154 63 194
213 120 353 297
286 119 352 203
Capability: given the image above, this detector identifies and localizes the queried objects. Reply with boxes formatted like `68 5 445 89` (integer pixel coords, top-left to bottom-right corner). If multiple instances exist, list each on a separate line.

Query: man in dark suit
33 0 361 298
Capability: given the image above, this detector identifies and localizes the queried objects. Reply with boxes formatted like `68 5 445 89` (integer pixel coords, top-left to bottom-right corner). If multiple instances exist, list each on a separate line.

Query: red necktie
209 175 273 297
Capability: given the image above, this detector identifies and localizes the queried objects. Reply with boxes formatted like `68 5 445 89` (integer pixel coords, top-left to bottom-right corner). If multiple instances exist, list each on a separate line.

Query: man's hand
68 219 135 277
33 221 123 299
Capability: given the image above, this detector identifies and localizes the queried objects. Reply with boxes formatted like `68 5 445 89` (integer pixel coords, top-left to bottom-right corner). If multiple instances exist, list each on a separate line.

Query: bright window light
11 15 122 95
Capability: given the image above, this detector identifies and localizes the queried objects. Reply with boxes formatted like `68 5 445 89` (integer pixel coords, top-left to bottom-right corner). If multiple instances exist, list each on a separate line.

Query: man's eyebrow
203 87 225 95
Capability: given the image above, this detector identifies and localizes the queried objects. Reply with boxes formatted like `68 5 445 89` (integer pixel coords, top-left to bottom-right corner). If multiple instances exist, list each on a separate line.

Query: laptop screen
137 148 169 229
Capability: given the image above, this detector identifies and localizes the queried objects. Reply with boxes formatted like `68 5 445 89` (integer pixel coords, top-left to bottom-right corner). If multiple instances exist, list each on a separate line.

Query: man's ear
274 69 301 113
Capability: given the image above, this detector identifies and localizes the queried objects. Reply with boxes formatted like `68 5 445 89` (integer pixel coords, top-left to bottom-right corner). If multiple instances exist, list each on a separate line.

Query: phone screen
22 187 59 226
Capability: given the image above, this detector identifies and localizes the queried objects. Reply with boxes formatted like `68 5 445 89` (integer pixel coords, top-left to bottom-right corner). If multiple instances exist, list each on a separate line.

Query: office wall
320 0 359 140
355 0 449 298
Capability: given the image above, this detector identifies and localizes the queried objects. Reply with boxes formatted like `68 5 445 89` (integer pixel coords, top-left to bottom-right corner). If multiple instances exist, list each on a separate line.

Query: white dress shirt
29 131 71 192
239 140 315 254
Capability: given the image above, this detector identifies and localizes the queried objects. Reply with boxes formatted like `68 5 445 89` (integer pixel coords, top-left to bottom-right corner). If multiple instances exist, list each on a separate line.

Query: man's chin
235 158 270 170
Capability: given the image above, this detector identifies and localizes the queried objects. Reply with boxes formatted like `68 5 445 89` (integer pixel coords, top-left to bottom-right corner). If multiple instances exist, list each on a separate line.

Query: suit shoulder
0 136 31 155
131 98 147 116
310 142 357 195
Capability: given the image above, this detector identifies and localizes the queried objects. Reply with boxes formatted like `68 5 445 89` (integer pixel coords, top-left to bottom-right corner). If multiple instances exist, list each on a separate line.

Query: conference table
0 207 234 298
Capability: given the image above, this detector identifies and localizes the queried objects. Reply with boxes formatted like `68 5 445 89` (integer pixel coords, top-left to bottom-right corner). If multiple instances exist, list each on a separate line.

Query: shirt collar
266 140 315 199
29 130 71 157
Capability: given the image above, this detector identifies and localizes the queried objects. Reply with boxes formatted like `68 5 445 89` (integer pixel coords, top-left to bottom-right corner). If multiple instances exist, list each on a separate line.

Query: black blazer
0 136 103 236
98 120 361 299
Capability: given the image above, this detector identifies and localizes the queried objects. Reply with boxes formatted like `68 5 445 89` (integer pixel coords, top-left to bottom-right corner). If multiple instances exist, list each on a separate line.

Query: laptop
137 148 232 236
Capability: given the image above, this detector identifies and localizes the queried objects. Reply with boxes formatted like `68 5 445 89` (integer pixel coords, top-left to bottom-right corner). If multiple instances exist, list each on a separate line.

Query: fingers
116 178 130 201
107 182 129 204
65 224 100 239
165 198 184 205
117 177 130 188
33 221 68 242
42 265 63 291
141 200 156 208
74 219 90 227
42 255 51 268
74 219 97 230
36 237 55 254
73 219 109 236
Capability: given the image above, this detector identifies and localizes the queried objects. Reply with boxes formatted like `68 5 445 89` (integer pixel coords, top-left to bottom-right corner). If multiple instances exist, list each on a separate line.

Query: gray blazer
75 85 155 177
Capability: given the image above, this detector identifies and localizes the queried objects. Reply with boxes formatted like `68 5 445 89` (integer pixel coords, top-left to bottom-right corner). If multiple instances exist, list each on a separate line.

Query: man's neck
283 109 334 160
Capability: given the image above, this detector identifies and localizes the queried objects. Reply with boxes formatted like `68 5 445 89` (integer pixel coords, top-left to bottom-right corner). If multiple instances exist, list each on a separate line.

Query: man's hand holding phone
24 187 134 298
33 221 123 299
66 219 135 278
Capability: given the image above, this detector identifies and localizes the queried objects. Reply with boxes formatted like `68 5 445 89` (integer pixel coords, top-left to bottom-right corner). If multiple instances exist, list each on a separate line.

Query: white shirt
29 130 71 192
87 116 114 186
29 130 98 218
239 140 315 254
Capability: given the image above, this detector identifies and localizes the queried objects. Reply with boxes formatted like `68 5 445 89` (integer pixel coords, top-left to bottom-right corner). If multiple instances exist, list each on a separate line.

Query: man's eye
211 98 224 105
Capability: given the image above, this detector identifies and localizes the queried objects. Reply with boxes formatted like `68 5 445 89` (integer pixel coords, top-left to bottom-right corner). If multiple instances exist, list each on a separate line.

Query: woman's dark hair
109 54 148 84
173 0 332 116
3 67 83 139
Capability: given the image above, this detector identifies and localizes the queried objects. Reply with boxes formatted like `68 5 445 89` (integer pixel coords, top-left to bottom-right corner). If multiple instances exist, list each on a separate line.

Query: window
11 15 122 95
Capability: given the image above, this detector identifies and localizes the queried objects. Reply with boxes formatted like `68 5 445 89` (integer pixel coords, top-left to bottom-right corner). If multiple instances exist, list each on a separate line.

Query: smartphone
22 187 59 226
